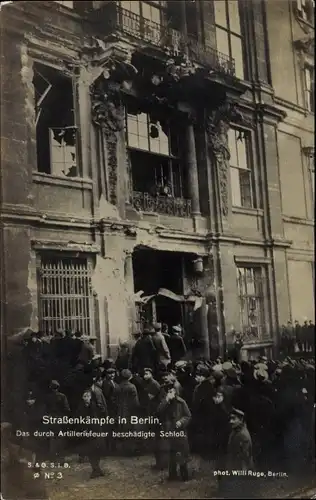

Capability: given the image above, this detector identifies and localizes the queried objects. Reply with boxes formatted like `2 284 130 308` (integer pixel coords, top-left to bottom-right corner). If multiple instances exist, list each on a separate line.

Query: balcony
132 191 192 217
100 5 235 78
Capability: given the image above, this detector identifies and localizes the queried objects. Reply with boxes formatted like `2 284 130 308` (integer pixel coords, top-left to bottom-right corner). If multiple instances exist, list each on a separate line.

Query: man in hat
151 323 171 372
142 368 161 414
91 375 108 415
102 368 119 453
131 326 157 374
221 366 242 412
219 408 254 498
45 380 70 460
75 390 105 479
191 365 215 457
115 342 131 372
157 381 192 482
117 369 140 455
168 325 187 366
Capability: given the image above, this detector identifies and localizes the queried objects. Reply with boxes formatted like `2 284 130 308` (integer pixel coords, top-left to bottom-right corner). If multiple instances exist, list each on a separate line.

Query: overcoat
157 395 191 465
226 423 254 470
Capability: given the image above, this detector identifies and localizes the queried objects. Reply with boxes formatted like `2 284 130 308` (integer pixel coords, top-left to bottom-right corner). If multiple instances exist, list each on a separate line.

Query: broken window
33 63 78 177
125 101 189 215
228 127 254 209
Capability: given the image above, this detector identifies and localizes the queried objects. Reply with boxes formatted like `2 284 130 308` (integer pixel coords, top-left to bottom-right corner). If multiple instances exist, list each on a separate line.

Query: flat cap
172 325 182 333
230 408 245 419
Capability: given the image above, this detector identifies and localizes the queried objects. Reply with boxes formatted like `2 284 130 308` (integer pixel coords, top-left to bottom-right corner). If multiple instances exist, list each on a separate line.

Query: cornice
31 239 100 254
256 103 287 124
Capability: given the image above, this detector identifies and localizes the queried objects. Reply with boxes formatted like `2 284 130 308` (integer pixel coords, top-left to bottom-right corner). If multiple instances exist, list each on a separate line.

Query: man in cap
157 381 192 482
117 369 140 455
75 390 105 479
168 325 187 366
45 380 70 460
219 408 254 498
151 323 171 372
191 364 215 457
101 368 119 453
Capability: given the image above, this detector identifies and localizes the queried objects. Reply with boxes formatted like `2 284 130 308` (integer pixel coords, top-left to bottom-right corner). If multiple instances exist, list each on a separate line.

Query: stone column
124 251 136 336
186 122 201 216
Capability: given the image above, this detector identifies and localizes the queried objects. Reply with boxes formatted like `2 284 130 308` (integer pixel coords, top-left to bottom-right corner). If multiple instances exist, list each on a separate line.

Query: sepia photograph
0 0 315 499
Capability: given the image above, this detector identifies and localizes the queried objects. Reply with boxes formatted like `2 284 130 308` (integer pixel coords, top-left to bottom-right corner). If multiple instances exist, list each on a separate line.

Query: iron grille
104 5 236 78
38 256 95 336
132 191 192 217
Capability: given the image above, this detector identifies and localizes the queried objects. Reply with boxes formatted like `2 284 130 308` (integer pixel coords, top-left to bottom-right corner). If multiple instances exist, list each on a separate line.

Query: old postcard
0 0 315 499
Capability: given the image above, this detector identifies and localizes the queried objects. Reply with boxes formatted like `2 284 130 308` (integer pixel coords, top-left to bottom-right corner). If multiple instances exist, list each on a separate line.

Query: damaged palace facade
1 0 314 361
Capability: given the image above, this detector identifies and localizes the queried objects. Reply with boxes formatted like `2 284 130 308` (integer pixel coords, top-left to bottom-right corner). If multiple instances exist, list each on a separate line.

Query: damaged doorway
132 248 188 333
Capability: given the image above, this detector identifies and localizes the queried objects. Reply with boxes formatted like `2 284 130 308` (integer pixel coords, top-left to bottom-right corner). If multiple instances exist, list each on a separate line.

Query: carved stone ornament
294 36 315 57
206 103 254 217
91 75 125 206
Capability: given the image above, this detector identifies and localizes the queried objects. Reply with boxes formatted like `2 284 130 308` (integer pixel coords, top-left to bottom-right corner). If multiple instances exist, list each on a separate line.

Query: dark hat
143 367 153 374
106 368 116 374
196 365 210 378
230 408 245 419
50 380 60 390
121 369 132 380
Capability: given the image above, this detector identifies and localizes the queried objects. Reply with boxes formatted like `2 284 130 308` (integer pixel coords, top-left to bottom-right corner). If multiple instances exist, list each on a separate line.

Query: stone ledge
33 171 93 190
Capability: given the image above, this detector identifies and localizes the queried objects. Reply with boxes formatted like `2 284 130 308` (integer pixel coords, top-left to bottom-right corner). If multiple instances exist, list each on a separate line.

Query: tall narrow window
38 255 95 337
214 0 245 79
33 63 78 177
125 102 190 216
237 266 267 339
228 128 253 208
304 66 315 112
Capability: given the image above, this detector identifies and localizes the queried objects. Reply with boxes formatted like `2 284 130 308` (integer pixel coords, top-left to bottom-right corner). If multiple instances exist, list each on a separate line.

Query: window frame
214 0 246 80
228 127 255 209
236 265 267 340
125 106 187 200
33 61 80 178
37 253 96 338
304 65 315 113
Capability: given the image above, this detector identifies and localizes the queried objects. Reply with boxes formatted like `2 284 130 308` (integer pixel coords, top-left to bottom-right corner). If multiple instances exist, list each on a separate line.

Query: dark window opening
126 103 190 215
33 63 78 177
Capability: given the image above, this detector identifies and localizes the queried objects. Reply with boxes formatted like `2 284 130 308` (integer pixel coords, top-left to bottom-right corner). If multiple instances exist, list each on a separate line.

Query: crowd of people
279 319 315 356
3 321 315 497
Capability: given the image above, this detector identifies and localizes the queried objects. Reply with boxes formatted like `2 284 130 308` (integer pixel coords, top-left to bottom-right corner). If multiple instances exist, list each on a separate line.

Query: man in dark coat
75 390 105 479
157 381 192 482
131 328 157 373
141 368 161 415
219 408 254 499
45 380 70 460
91 375 108 415
167 326 187 366
101 368 119 453
191 365 215 457
117 369 141 455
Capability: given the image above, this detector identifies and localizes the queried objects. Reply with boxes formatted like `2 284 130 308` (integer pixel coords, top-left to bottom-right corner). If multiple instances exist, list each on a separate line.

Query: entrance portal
132 248 188 334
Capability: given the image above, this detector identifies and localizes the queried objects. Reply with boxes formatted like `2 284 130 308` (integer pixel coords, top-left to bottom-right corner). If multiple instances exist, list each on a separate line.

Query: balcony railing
105 5 235 78
132 191 192 217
